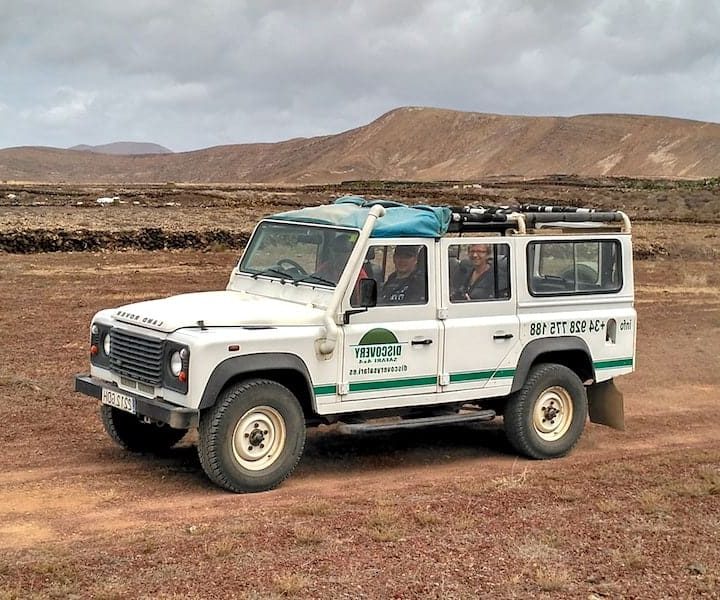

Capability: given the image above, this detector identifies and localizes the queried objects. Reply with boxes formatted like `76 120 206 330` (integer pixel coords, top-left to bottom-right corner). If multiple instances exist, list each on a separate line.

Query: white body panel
87 224 636 419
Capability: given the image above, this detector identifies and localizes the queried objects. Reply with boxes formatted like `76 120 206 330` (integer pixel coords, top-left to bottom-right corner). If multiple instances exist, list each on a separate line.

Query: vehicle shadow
297 421 513 476
96 421 516 492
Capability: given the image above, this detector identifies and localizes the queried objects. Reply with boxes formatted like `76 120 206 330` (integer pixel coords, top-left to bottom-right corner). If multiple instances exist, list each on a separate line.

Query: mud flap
587 379 625 431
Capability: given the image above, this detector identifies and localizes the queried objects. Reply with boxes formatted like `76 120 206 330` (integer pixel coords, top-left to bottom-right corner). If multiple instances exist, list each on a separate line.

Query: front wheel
503 363 587 459
100 405 188 452
198 379 306 493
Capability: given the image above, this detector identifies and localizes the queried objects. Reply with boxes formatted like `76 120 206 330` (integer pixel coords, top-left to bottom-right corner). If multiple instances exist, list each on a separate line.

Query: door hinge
338 382 349 395
437 307 448 320
439 373 450 386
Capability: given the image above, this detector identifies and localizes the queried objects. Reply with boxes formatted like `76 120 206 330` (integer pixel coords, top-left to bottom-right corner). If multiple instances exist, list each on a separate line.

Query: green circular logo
359 328 399 345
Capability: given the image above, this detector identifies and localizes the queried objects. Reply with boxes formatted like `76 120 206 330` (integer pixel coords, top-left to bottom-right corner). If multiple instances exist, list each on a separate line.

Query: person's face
468 245 490 269
393 251 417 277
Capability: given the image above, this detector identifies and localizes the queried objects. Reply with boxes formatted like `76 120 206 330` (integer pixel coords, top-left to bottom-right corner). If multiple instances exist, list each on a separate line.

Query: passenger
452 244 495 301
379 245 426 304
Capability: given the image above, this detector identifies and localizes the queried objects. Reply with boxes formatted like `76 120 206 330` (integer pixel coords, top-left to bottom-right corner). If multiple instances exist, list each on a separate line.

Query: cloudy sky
2 0 718 151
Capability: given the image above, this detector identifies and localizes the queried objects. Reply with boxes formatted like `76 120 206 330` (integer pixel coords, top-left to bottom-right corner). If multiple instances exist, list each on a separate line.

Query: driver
314 234 355 284
379 245 426 304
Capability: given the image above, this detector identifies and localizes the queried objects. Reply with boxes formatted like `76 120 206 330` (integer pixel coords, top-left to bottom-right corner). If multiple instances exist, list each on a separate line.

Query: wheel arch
511 336 594 394
199 353 316 418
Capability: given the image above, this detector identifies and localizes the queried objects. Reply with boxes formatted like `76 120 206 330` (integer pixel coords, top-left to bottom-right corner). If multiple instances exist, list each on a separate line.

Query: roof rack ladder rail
510 213 526 234
618 211 631 233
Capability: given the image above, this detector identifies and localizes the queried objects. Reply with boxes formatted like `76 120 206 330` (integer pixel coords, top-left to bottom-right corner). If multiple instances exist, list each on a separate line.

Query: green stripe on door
450 368 515 383
594 358 634 369
349 375 438 393
313 384 337 396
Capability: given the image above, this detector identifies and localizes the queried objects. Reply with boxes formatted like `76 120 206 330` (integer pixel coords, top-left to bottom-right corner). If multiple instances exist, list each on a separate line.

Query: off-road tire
503 363 587 459
100 405 187 452
198 378 306 493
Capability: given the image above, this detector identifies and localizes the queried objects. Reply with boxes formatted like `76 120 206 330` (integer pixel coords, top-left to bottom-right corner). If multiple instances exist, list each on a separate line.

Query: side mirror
357 278 377 307
343 278 377 324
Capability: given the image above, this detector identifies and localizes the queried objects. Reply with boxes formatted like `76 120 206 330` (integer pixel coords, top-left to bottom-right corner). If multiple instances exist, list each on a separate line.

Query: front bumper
75 374 199 429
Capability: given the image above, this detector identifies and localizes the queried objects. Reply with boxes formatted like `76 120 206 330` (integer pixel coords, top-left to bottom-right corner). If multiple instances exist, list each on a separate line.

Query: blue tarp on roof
270 195 452 238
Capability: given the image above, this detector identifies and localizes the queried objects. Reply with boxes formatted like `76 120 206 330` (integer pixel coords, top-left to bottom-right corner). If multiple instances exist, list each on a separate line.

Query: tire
503 363 587 459
100 405 187 453
197 378 306 493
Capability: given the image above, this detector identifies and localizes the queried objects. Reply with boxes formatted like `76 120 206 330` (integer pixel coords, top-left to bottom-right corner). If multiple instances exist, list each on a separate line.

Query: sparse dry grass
610 540 650 571
674 466 720 497
594 498 623 513
490 467 530 490
508 539 572 594
288 497 333 517
203 538 237 558
292 525 325 546
366 507 405 542
533 566 571 592
453 465 530 497
412 509 441 528
638 490 670 515
273 573 310 597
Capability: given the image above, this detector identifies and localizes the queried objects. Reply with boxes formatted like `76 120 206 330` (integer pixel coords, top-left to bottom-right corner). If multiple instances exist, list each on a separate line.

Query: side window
449 243 511 302
527 240 622 296
354 244 428 306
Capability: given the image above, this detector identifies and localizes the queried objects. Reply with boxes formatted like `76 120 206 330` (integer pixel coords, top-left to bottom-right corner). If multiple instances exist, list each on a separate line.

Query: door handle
493 333 514 340
411 338 433 345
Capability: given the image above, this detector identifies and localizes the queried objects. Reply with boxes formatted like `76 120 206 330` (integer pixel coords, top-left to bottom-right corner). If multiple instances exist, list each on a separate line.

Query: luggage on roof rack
447 204 631 234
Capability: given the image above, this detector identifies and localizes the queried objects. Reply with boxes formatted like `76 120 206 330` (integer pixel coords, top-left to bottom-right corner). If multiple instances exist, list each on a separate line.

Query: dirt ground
0 193 719 598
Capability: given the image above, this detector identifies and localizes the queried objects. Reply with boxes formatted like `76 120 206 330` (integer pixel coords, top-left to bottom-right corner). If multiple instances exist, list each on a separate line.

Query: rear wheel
503 363 587 459
198 379 306 493
100 405 187 452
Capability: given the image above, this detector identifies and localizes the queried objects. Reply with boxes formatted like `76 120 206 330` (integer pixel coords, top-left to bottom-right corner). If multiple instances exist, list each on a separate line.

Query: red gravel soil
0 230 718 599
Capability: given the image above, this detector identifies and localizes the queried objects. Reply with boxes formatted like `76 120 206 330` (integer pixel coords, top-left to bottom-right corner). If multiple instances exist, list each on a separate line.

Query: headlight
90 323 111 367
170 351 183 376
164 346 189 392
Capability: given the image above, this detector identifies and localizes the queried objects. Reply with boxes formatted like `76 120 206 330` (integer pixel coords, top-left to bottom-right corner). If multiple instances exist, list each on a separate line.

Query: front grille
109 329 164 385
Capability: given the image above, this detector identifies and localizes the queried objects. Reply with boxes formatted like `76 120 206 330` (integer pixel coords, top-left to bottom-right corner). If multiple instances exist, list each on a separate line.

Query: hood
111 290 325 333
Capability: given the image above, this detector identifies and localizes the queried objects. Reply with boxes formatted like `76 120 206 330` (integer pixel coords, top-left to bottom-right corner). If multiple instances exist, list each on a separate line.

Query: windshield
238 221 360 287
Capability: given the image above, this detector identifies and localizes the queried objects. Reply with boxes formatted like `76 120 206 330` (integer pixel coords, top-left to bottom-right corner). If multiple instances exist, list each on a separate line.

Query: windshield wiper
252 267 290 281
294 273 336 287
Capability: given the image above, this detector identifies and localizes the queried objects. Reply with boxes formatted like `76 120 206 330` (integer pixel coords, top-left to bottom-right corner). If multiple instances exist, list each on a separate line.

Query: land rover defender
75 196 635 492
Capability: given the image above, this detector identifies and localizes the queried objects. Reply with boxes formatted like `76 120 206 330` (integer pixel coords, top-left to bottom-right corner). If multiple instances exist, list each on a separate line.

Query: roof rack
447 204 631 235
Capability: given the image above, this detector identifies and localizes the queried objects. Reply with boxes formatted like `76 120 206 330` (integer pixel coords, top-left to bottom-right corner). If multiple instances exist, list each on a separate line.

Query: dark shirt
451 264 495 301
380 270 426 304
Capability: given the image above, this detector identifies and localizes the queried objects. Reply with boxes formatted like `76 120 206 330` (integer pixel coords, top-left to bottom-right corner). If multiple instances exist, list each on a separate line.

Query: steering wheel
276 258 308 277
561 264 598 283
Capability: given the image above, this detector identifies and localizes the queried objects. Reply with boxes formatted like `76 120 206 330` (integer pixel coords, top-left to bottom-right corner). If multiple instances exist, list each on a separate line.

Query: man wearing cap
379 245 427 304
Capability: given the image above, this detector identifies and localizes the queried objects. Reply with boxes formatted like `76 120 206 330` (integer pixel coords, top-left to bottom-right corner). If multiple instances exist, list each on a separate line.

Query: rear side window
527 240 622 296
448 243 511 302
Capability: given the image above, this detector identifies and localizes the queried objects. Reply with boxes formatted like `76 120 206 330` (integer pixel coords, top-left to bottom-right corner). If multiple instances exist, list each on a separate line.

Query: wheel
100 405 187 452
503 363 587 459
276 258 307 278
198 379 306 493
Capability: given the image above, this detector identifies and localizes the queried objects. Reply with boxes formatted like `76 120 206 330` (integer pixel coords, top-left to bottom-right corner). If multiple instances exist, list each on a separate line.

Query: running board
337 409 496 433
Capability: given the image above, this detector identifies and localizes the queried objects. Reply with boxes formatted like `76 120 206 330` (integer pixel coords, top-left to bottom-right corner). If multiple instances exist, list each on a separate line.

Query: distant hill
68 142 173 155
2 107 720 183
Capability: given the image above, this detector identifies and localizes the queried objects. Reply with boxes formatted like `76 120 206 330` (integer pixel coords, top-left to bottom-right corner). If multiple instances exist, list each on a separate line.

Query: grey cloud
1 0 719 150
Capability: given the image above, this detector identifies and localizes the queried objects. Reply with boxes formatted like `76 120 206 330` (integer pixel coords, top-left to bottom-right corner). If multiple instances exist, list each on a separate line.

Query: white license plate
101 388 137 415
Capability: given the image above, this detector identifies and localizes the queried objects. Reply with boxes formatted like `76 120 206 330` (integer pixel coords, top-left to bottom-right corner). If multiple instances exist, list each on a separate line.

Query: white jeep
75 196 635 493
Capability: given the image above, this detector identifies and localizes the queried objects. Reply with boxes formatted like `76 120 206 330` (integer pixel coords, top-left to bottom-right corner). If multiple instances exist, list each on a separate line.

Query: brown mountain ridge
2 107 719 183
